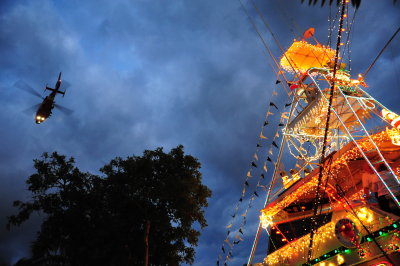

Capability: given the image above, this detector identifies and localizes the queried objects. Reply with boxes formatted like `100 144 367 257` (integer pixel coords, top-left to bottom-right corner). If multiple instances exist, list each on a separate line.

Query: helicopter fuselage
35 72 65 124
35 94 56 124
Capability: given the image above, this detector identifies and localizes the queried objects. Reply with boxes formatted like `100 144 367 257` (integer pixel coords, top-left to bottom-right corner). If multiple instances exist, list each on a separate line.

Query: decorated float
217 1 400 266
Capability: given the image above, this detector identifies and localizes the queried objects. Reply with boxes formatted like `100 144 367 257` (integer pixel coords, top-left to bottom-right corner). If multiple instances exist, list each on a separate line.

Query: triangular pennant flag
233 240 240 245
263 164 268 172
239 197 243 202
251 162 257 168
278 123 284 126
272 141 279 149
245 181 249 187
224 238 233 248
275 80 281 84
269 147 273 155
272 90 278 96
231 213 236 218
281 113 289 119
267 111 274 116
254 154 258 161
275 131 280 138
267 157 272 162
222 246 225 253
226 224 233 229
228 251 232 257
264 121 269 126
285 102 292 107
256 143 261 147
269 102 278 110
254 191 259 197
241 210 248 216
261 173 265 179
227 230 230 236
260 133 268 139
239 228 244 234
247 171 252 177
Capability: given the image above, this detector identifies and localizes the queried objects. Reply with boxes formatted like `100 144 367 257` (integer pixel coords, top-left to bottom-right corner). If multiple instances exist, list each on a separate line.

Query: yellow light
356 207 374 223
386 127 400 146
337 254 345 264
264 222 336 265
260 213 273 229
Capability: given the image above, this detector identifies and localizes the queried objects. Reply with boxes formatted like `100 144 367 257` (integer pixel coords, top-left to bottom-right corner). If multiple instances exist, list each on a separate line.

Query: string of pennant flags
217 82 294 266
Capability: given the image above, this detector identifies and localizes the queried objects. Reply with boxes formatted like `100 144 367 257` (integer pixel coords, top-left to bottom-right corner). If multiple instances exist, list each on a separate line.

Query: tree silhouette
301 0 397 8
8 146 211 266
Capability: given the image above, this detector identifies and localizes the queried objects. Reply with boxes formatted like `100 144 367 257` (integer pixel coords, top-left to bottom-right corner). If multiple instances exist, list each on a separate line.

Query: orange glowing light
280 40 335 74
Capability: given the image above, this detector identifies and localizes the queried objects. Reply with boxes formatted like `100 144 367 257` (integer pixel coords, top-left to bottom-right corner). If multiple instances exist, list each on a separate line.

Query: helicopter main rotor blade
14 80 43 99
23 103 41 115
54 103 73 115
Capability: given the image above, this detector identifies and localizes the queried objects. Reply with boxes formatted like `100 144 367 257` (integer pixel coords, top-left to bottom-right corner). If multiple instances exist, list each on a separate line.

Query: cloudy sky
0 0 399 265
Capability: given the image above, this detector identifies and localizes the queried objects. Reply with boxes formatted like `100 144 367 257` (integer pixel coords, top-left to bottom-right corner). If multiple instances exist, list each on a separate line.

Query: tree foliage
8 146 211 265
301 0 361 8
301 0 397 8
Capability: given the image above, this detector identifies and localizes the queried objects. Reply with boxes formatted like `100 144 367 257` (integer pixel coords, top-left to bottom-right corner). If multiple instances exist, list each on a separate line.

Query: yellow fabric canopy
280 40 335 73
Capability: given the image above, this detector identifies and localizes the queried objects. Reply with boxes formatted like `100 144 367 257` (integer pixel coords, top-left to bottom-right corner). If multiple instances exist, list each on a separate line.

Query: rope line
364 26 400 78
307 0 347 262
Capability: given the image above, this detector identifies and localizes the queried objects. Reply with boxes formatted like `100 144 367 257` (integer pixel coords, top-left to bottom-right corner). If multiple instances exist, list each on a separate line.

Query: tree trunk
145 220 150 266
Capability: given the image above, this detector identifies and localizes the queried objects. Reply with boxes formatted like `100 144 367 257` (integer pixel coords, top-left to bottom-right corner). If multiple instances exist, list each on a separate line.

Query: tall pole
307 0 347 262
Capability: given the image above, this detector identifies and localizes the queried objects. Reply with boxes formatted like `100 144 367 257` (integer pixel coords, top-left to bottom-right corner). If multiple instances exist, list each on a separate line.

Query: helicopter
15 72 72 124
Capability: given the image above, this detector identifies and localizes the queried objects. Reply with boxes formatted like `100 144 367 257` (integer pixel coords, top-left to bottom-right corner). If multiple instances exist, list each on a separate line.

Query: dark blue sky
0 0 399 265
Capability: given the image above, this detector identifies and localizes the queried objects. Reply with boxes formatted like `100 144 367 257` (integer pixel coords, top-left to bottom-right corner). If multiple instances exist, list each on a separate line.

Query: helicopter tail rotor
61 80 70 97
